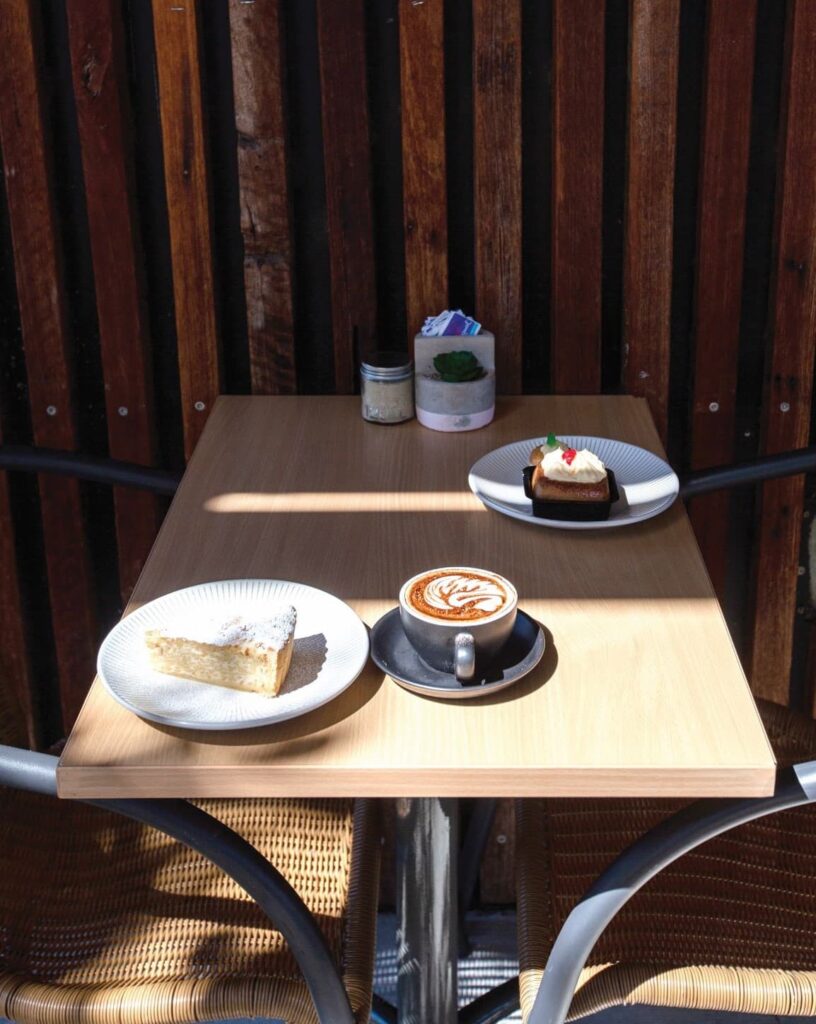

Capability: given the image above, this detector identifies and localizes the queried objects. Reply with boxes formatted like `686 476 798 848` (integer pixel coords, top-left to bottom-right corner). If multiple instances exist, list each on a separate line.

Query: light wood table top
58 395 776 799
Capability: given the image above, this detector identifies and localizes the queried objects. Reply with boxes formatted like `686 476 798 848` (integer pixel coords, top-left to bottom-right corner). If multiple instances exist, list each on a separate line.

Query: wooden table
58 395 776 1022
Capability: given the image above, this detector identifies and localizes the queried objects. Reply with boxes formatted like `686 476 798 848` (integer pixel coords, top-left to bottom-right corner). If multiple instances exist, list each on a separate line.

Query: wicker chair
0 450 387 1024
515 698 816 1022
0 683 383 1024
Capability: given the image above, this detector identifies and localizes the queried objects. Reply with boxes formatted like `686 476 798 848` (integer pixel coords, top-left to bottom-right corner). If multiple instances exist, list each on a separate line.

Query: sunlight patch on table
205 491 484 513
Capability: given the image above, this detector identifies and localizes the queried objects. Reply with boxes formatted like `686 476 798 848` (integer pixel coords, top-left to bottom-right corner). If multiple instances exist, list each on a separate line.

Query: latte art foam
408 571 510 621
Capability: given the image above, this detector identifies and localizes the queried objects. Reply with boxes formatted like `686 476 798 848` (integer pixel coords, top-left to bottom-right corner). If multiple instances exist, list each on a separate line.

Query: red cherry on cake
562 448 577 465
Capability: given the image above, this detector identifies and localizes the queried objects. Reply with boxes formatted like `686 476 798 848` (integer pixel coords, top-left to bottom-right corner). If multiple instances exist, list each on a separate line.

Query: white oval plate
468 436 679 530
97 579 370 730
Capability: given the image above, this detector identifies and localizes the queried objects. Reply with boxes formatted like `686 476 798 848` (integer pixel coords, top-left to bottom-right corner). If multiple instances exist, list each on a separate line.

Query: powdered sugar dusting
155 605 297 651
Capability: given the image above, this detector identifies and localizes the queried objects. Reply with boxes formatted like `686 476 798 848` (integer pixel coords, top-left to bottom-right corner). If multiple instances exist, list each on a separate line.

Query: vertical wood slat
551 0 605 395
473 0 523 394
66 0 160 601
0 463 37 748
749 0 816 705
151 0 221 460
623 0 680 443
229 0 296 396
400 0 448 351
0 0 97 730
688 1 757 598
316 0 377 391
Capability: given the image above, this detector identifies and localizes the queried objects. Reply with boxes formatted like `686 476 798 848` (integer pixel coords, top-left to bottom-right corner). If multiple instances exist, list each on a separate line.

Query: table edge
57 763 777 800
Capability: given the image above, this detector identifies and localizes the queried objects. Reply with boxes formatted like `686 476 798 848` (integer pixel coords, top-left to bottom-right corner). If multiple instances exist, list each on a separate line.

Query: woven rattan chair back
0 792 379 1024
517 699 816 1021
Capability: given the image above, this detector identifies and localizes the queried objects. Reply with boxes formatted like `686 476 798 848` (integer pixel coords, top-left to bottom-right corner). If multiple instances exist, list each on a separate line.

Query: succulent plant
432 351 486 383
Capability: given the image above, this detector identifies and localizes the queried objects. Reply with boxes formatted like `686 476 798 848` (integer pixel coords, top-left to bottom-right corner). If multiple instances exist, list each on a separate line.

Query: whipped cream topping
420 573 507 615
155 605 297 651
541 447 606 484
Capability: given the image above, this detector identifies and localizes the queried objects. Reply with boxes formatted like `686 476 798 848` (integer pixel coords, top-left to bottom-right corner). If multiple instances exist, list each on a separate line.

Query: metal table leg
395 797 459 1024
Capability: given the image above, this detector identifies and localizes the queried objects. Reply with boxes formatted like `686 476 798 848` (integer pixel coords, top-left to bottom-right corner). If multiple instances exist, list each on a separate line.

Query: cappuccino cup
398 567 518 681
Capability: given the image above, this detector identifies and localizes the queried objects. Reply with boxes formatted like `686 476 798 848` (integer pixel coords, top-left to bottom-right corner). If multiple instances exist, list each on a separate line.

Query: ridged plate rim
468 435 679 530
97 579 370 730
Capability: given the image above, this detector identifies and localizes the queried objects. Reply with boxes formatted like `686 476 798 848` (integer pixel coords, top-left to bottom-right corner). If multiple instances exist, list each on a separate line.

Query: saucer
369 608 546 699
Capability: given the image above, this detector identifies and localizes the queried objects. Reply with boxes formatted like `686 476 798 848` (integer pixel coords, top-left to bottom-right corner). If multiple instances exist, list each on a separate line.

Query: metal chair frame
454 443 816 1022
524 760 816 1024
0 444 181 494
3 442 816 1023
453 761 816 1024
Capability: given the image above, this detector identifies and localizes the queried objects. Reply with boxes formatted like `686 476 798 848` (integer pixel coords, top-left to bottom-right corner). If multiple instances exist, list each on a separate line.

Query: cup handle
454 633 476 682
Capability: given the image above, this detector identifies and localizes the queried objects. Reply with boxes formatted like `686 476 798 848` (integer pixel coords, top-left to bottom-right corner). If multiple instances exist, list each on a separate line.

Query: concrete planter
414 331 496 432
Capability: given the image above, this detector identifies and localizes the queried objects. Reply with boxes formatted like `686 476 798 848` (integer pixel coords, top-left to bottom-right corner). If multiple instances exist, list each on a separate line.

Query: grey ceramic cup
398 567 518 681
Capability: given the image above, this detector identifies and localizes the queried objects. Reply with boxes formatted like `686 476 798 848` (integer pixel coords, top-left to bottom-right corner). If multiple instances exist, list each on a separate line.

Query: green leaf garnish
546 432 557 446
432 351 486 383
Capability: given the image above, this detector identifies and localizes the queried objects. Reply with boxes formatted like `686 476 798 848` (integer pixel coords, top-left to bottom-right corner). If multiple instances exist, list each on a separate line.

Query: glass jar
360 352 414 424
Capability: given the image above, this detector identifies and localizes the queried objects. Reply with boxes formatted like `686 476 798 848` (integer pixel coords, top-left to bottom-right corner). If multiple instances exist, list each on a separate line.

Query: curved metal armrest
527 761 816 1024
680 446 816 499
0 744 58 795
0 445 181 495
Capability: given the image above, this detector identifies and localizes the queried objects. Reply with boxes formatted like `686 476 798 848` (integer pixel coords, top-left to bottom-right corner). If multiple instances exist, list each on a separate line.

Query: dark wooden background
2 0 816 790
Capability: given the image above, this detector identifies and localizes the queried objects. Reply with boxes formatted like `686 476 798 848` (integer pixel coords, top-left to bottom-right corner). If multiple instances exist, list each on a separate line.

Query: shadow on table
150 656 385 747
280 633 328 694
422 624 558 707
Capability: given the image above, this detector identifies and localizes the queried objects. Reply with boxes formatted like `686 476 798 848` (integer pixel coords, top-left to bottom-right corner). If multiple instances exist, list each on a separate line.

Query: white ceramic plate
97 579 370 730
468 435 679 530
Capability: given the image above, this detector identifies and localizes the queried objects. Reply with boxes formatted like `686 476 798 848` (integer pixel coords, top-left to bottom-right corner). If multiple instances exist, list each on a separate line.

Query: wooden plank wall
0 0 98 731
623 0 679 443
688 0 756 597
400 0 448 355
151 1 222 459
0 4 814 887
66 0 160 602
229 0 297 394
474 0 523 394
551 0 604 395
749 0 816 706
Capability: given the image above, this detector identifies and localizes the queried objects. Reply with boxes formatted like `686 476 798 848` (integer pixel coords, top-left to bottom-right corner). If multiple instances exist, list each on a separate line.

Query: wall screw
46 405 57 416
638 370 649 380
798 566 807 576
780 402 791 412
194 401 206 412
709 402 719 412
117 406 128 417
496 834 507 845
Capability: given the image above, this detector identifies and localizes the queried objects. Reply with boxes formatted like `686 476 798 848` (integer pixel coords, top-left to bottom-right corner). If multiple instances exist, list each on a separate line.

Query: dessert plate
370 607 545 699
97 579 369 730
468 435 679 530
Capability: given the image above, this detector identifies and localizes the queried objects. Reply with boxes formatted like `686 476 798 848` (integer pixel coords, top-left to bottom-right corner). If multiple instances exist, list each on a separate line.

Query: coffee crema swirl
408 571 509 621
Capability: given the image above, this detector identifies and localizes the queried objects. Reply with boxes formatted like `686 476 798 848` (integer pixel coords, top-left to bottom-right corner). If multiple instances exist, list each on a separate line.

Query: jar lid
361 351 413 380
